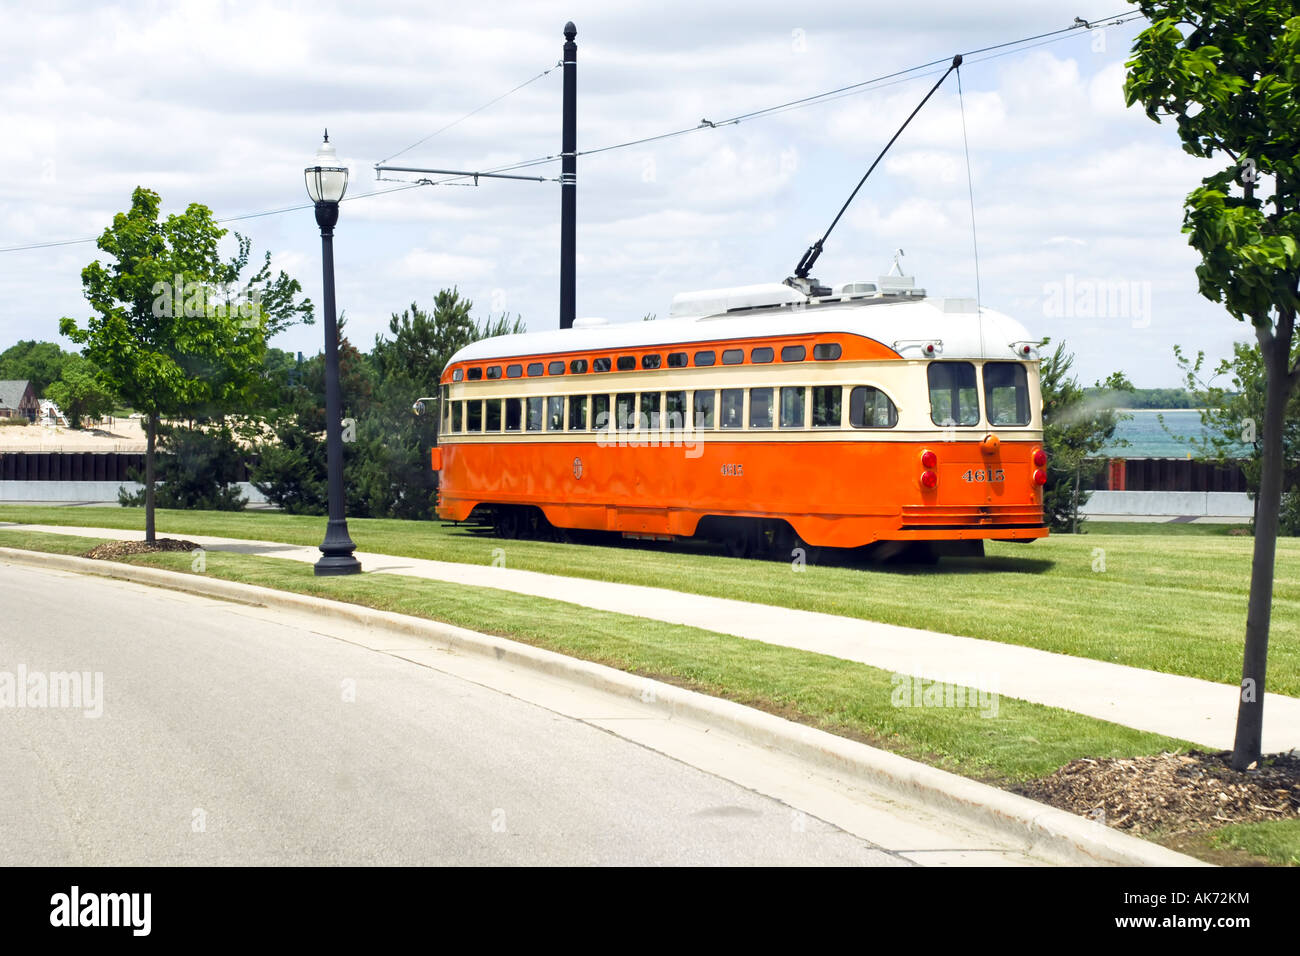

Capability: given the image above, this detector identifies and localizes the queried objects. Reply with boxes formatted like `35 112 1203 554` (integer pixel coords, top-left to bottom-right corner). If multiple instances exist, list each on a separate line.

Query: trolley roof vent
571 316 610 329
669 282 808 319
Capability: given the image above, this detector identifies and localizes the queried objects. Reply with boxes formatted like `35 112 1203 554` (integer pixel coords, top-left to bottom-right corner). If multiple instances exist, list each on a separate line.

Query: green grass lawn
1 504 1296 697
1210 819 1300 866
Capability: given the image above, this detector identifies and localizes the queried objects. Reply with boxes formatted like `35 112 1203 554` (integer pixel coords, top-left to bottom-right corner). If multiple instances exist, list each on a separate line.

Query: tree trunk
1230 315 1294 769
145 412 158 545
1071 463 1081 534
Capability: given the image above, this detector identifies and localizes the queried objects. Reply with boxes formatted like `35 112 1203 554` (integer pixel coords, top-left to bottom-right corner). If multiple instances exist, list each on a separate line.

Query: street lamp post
305 130 361 576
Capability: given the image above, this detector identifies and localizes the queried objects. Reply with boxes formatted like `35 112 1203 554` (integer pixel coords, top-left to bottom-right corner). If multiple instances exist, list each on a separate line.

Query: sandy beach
0 418 147 453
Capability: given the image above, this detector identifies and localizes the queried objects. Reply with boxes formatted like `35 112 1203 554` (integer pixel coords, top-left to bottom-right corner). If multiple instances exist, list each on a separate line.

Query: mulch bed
1016 749 1300 834
83 538 200 560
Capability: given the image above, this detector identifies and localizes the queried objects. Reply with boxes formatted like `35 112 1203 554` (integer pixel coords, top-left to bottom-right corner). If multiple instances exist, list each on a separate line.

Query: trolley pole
560 21 577 329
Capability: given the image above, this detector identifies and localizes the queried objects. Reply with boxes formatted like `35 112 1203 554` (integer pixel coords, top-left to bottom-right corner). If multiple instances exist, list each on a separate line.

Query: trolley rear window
928 362 979 427
984 362 1031 426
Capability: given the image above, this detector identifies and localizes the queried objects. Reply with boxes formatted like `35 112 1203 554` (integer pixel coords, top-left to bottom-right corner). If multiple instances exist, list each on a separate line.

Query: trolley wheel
493 507 520 539
520 508 545 540
773 523 821 566
723 533 752 559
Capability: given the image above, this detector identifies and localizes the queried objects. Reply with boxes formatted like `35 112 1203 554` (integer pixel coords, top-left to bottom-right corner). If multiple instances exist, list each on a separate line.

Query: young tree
60 186 310 541
43 355 115 429
1126 2 1300 768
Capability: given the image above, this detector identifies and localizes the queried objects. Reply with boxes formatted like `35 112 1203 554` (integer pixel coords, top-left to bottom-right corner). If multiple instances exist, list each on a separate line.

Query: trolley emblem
573 457 584 480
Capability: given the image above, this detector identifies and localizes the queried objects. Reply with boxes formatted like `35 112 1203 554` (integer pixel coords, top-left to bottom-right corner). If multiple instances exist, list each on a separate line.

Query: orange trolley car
430 275 1048 559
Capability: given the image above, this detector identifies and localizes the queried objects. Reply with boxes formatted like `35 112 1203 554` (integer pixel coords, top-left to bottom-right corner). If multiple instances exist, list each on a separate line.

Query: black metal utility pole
560 21 577 329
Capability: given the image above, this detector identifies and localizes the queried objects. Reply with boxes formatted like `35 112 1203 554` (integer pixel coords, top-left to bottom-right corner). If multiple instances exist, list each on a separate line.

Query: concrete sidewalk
5 521 1298 753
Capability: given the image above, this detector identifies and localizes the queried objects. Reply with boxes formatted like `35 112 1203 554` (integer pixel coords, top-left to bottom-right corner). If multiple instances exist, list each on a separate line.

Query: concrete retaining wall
0 480 268 505
1080 489 1253 518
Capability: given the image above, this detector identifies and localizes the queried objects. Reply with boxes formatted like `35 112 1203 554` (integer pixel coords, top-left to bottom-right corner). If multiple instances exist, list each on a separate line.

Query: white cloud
0 2 1250 386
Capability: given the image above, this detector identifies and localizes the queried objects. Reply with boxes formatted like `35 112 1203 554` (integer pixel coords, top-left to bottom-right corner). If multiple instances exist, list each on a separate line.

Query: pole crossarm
374 164 554 183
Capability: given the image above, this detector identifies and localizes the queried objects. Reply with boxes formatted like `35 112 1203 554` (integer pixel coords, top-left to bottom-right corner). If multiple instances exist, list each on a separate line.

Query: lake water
1099 409 1247 459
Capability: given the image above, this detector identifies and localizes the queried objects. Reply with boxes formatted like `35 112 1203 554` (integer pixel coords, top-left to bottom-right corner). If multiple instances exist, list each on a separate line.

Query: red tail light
1033 448 1047 467
1033 469 1048 486
921 449 937 469
920 470 938 489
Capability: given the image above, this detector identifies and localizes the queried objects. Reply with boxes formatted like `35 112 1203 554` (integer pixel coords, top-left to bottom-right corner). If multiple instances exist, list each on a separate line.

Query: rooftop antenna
789 55 962 292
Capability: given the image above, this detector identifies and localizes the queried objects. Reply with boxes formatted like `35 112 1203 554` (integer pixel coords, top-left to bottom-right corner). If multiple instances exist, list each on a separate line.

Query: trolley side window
780 386 805 428
849 386 898 428
812 386 842 427
569 395 588 431
639 392 661 429
592 394 611 430
466 400 483 432
505 397 522 431
615 392 637 429
526 397 543 431
485 398 502 431
983 362 1031 426
693 390 716 429
451 401 463 433
719 388 744 428
694 350 717 367
593 357 612 373
547 396 565 431
664 390 687 429
928 362 979 427
748 387 774 428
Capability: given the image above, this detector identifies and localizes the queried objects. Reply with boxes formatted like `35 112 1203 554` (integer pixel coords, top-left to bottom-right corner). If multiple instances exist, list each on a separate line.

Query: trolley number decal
961 469 1005 483
721 463 745 477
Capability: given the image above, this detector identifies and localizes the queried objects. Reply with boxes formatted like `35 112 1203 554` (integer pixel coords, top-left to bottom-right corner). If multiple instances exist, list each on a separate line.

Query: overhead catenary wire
376 61 562 166
1 9 1146 254
413 8 1143 182
0 182 431 253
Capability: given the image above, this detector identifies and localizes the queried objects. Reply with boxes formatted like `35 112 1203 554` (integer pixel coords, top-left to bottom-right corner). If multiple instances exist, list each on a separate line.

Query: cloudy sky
0 0 1254 387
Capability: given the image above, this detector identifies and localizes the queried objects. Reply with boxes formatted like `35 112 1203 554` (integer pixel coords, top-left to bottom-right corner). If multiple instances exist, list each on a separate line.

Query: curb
0 546 1208 867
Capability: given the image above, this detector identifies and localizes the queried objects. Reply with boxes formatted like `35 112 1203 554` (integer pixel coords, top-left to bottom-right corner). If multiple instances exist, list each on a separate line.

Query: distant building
0 380 38 422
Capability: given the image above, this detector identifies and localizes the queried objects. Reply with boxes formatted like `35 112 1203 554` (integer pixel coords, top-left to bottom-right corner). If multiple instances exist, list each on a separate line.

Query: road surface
0 561 1051 865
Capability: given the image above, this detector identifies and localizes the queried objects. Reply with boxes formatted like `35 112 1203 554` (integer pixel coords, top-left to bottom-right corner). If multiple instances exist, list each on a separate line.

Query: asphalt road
0 561 914 866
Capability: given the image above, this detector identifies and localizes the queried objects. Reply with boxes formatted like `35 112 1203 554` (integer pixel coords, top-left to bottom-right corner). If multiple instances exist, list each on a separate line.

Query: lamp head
305 129 348 204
